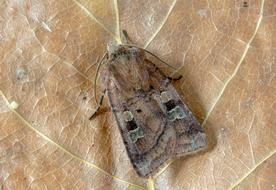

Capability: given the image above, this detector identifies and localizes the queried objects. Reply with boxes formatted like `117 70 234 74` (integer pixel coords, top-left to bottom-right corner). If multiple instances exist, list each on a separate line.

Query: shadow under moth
90 31 207 177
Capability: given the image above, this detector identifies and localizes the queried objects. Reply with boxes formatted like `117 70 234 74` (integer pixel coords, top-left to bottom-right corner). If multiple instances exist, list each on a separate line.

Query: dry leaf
0 0 275 189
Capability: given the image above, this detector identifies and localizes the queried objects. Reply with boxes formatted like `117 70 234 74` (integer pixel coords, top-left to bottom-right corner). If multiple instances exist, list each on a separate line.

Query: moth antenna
94 52 108 105
123 44 178 71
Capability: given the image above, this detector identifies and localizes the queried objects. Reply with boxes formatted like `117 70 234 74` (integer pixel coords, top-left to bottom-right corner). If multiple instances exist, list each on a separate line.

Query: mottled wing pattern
105 56 207 177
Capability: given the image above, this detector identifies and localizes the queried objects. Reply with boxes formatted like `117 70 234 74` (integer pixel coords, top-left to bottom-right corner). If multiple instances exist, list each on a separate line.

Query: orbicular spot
160 91 176 111
124 110 138 131
164 100 176 111
167 106 186 121
128 127 144 143
160 91 172 103
123 111 134 122
127 120 138 131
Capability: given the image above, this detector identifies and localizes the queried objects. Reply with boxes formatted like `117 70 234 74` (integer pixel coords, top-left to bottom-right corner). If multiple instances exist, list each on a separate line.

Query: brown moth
91 31 207 177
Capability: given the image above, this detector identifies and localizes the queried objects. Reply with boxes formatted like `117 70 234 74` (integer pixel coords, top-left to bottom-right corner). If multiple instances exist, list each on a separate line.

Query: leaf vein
0 90 146 190
73 0 121 43
144 0 178 48
228 150 276 190
202 0 265 126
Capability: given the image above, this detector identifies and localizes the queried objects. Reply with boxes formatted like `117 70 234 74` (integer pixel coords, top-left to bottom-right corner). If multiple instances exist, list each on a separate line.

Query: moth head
107 42 145 61
107 42 121 56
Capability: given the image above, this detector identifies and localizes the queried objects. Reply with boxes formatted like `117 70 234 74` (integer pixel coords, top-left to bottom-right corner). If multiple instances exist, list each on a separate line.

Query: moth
90 31 207 177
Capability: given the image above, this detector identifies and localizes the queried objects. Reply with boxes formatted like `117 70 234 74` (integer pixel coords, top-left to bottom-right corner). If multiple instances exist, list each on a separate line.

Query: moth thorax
160 91 173 103
123 111 134 122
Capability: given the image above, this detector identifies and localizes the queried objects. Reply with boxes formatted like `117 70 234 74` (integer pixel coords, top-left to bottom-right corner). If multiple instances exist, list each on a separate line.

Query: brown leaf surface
0 0 275 189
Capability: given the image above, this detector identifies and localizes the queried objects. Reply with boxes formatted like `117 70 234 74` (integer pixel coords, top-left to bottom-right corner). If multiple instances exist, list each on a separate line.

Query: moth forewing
93 41 207 177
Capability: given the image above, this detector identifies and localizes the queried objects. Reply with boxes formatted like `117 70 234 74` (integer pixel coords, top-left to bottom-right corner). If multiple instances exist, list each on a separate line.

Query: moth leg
122 30 133 44
89 90 107 120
